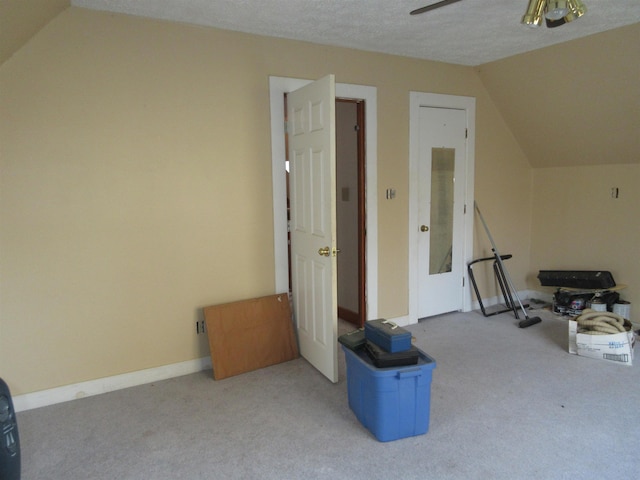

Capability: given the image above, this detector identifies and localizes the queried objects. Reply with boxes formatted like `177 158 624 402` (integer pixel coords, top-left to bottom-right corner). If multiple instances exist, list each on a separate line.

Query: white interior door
288 75 338 383
417 107 467 318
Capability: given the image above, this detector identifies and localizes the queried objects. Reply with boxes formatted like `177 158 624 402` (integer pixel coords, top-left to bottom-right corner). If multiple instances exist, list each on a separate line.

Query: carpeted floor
16 308 640 479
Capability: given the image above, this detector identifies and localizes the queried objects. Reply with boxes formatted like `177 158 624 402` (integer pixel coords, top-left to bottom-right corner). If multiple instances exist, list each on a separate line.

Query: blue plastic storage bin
342 345 436 442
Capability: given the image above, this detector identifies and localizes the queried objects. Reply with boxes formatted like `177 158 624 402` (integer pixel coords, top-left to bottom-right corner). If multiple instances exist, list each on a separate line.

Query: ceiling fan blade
410 0 465 15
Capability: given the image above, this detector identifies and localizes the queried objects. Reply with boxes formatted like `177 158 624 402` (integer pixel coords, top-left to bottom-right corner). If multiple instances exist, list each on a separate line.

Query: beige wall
0 0 69 65
476 23 640 169
478 23 639 319
1 7 532 395
530 165 639 310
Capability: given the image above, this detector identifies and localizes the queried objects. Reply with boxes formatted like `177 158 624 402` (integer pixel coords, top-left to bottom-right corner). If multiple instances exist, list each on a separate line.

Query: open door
288 75 338 383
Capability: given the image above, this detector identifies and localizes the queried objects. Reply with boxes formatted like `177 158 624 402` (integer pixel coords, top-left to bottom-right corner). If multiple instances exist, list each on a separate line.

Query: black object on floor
0 378 20 480
474 202 541 329
468 254 529 318
537 270 616 289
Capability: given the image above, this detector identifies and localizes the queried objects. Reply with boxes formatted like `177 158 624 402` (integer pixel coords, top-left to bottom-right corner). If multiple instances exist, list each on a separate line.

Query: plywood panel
203 293 299 380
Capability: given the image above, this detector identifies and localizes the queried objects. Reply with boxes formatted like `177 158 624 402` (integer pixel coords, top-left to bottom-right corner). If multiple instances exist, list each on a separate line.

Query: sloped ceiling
1 1 638 168
478 23 640 168
0 0 69 66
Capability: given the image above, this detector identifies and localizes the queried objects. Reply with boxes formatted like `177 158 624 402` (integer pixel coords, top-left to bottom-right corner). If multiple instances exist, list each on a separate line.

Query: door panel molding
288 75 337 382
408 92 476 324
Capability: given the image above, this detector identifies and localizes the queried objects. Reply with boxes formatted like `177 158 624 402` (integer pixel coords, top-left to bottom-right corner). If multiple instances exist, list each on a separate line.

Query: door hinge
465 128 468 139
354 124 360 131
462 277 465 287
284 121 288 134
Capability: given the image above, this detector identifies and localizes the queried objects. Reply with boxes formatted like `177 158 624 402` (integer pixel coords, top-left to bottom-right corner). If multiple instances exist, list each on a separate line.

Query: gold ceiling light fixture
546 1 570 20
521 0 587 28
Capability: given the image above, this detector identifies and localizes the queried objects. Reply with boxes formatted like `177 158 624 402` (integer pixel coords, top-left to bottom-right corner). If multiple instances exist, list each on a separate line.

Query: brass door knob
318 246 330 257
420 225 429 232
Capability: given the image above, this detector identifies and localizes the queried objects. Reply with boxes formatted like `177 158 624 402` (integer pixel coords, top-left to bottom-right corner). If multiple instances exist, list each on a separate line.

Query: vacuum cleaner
474 202 542 328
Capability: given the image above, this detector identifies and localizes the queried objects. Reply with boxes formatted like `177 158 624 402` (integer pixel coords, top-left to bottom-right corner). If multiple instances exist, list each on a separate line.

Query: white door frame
408 92 475 324
269 76 378 320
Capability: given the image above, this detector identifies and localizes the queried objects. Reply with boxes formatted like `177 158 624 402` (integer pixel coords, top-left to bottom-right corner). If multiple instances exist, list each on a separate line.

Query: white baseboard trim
13 356 212 413
470 292 500 312
470 289 552 312
528 289 555 304
387 290 549 327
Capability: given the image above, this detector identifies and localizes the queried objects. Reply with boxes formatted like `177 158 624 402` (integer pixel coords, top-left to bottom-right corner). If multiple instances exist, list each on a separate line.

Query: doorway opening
269 76 378 328
336 99 366 328
284 95 367 328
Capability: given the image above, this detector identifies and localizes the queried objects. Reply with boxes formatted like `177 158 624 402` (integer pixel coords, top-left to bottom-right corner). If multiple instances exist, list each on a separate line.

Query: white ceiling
71 0 640 66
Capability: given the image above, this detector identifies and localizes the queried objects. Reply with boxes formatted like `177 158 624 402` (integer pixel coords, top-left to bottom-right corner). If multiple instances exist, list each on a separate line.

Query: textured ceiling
71 0 640 66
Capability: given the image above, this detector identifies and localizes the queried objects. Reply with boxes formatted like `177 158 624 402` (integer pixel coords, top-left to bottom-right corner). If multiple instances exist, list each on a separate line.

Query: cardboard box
568 320 635 366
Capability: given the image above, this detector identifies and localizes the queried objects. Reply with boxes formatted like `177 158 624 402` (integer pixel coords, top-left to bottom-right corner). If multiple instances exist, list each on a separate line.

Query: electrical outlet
196 320 206 334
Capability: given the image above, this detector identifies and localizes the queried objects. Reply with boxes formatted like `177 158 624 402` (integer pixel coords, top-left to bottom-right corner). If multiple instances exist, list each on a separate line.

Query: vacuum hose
575 309 628 335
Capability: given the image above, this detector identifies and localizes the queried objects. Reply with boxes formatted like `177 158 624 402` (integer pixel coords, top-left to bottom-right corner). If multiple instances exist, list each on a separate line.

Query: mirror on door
429 147 455 275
